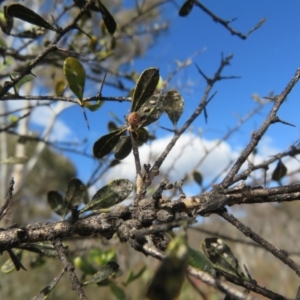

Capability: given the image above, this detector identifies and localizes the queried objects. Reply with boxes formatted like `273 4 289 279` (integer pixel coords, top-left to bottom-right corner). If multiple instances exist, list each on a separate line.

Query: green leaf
114 136 132 160
0 156 28 164
74 257 97 275
5 4 56 31
28 269 64 300
125 266 146 285
136 127 149 146
93 129 123 159
0 36 7 48
109 159 121 167
88 248 116 266
82 262 119 286
179 0 194 17
164 90 184 128
109 281 126 300
47 191 66 216
272 159 287 182
138 93 165 126
131 68 159 113
83 100 103 112
2 7 14 34
55 79 65 96
11 73 35 93
201 238 247 280
8 115 19 128
97 0 117 35
63 57 86 101
146 235 188 300
65 178 89 206
193 171 203 186
188 247 216 276
79 179 133 214
108 121 118 132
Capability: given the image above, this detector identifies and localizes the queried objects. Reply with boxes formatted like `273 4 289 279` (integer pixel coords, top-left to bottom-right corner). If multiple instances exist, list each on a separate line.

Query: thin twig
142 243 256 300
0 0 95 99
219 211 300 277
150 54 234 176
0 178 15 221
1 94 131 103
0 112 31 133
194 0 266 40
52 239 87 300
220 68 300 189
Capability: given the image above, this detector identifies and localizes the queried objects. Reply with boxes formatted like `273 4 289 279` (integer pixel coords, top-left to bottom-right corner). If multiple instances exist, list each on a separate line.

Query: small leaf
138 93 165 126
65 178 89 206
6 4 56 31
12 73 35 93
114 136 132 160
83 100 103 112
272 159 287 182
82 262 119 286
109 281 126 300
55 79 65 96
88 248 116 266
0 156 28 164
188 247 216 276
136 127 149 146
131 68 159 113
146 235 188 300
74 257 97 275
93 129 123 159
164 90 184 128
2 7 14 34
108 121 118 132
80 179 133 214
63 57 86 101
179 0 194 17
97 0 117 35
29 269 64 300
201 238 247 280
193 171 203 186
125 266 146 285
0 36 7 48
8 115 19 128
47 191 66 216
109 159 121 167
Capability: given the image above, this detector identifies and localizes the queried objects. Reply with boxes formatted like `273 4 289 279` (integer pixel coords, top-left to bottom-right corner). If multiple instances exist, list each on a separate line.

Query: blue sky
17 1 300 192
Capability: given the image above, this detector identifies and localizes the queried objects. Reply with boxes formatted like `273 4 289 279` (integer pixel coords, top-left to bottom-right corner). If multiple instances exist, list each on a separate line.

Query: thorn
99 72 107 96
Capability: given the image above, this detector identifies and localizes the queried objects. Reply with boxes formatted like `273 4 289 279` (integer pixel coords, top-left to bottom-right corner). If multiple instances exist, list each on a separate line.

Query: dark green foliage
80 179 133 213
178 0 194 17
272 159 287 182
164 90 184 128
131 68 160 113
5 4 56 31
114 136 132 160
93 129 123 159
201 238 247 280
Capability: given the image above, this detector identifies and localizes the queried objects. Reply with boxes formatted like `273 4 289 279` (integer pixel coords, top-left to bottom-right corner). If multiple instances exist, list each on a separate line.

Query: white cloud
31 103 74 141
100 133 241 186
96 133 300 191
8 100 74 141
